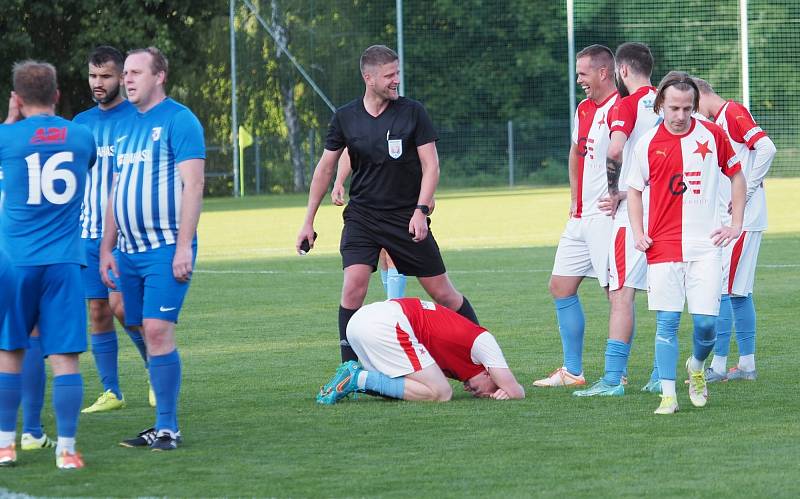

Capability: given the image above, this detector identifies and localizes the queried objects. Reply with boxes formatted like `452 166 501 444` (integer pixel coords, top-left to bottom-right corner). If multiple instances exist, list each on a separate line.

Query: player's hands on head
409 210 429 243
3 92 21 124
710 225 741 247
172 245 194 282
99 248 119 290
296 224 316 255
331 184 346 206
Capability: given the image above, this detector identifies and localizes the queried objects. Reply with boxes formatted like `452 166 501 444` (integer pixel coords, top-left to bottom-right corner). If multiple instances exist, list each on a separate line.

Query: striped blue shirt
73 100 136 239
112 98 205 254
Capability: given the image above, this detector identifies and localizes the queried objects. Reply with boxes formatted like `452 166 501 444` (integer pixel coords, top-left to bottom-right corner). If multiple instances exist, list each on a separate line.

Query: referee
296 45 479 362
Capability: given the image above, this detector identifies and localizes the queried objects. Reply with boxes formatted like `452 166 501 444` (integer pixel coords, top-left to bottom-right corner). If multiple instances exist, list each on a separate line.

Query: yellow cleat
56 450 84 470
148 378 156 407
82 390 126 413
654 394 679 415
21 432 55 450
0 443 16 467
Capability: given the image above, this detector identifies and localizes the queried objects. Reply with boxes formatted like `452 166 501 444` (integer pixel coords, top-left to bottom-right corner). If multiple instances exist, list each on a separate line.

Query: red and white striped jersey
608 86 659 193
627 118 741 264
571 92 618 218
714 101 769 231
394 298 488 382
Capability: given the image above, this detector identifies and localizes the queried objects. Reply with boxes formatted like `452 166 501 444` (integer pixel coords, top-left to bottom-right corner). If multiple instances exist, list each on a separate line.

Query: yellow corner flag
238 126 253 149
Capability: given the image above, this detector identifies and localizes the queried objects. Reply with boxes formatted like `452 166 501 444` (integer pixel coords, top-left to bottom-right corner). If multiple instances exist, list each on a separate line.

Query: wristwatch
415 204 430 215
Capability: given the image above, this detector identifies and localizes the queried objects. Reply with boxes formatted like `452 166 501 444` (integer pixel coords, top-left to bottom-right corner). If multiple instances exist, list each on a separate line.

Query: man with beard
71 46 150 414
296 45 479 364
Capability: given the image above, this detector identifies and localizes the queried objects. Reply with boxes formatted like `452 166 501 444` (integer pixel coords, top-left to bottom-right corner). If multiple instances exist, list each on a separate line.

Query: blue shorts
81 238 122 299
117 244 196 326
0 263 87 356
0 253 15 327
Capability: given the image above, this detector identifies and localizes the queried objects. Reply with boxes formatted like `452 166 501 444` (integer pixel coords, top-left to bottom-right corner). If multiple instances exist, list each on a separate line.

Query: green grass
2 179 800 497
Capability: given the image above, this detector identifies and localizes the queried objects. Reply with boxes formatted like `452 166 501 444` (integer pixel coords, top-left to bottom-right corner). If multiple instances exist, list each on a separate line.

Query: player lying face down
317 298 525 403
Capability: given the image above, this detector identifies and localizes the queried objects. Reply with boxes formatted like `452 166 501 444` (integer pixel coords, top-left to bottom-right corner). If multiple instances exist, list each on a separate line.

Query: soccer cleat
21 432 55 450
704 367 728 383
150 431 178 452
56 450 84 470
120 427 182 448
82 390 126 413
573 379 624 397
653 395 679 415
727 366 757 381
0 444 16 467
316 360 363 405
686 358 708 408
641 379 662 393
532 367 586 387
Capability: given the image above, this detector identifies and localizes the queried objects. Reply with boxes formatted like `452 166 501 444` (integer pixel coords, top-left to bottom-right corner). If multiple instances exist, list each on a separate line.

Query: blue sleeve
170 109 205 163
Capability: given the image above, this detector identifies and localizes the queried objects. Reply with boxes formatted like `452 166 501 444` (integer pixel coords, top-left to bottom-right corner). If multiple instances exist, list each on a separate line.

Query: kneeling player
317 298 525 403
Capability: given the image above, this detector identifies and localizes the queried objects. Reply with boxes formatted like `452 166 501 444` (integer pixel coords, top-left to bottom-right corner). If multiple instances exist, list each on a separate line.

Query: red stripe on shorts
728 232 746 294
614 226 627 289
395 322 422 371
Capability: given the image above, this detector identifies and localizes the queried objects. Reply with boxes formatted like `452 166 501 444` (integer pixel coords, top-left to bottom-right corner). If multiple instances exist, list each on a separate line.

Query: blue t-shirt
73 100 137 239
113 98 205 253
0 115 96 266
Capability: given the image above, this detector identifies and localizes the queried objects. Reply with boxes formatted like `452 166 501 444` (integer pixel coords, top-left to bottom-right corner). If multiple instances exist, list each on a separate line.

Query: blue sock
602 339 631 386
386 268 407 300
623 308 636 378
379 269 388 296
364 371 405 399
21 337 46 438
714 294 733 356
655 311 681 381
52 374 83 439
125 328 149 367
149 350 181 432
91 331 121 398
692 314 716 362
732 294 756 356
0 373 22 432
554 295 585 375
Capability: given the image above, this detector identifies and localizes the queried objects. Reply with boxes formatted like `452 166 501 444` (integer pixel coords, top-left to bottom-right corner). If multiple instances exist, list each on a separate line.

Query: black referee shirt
325 96 438 211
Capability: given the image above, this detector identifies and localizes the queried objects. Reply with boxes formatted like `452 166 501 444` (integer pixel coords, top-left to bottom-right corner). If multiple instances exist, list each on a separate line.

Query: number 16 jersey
0 115 96 266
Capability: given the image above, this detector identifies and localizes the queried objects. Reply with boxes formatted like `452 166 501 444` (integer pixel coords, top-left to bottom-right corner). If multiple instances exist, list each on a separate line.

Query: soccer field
3 179 799 497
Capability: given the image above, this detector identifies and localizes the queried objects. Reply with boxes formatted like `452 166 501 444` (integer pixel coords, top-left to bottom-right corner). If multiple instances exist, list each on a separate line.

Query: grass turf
2 179 799 497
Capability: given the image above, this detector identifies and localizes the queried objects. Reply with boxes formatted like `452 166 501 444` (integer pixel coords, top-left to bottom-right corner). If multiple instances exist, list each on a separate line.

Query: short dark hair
576 44 614 70
88 45 125 72
653 71 699 114
127 46 169 79
360 45 398 74
615 42 653 77
12 60 58 107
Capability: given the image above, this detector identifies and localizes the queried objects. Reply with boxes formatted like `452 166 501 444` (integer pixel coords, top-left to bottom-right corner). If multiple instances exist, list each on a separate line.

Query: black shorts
340 203 447 277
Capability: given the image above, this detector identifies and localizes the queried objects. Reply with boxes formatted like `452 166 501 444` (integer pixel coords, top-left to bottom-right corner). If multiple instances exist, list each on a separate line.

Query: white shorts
346 301 436 378
647 257 722 315
552 216 613 288
721 231 762 297
608 222 647 291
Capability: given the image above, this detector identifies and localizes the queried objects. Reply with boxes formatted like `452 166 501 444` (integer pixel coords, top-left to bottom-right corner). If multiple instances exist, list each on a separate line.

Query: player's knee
88 299 114 331
692 314 716 338
436 384 453 402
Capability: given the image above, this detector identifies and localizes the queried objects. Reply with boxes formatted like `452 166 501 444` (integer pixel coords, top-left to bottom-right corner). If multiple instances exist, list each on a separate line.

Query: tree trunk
271 0 305 192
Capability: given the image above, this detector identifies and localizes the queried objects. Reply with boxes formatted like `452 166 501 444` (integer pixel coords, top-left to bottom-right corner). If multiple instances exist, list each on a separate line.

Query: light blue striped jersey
0 115 96 266
73 100 136 239
112 98 205 253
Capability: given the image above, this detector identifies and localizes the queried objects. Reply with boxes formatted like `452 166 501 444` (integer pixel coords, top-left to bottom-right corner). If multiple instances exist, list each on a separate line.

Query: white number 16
25 152 77 205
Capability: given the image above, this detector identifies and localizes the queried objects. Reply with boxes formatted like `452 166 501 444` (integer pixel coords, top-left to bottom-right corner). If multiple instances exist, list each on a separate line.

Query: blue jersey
0 115 96 266
113 98 205 253
73 100 136 239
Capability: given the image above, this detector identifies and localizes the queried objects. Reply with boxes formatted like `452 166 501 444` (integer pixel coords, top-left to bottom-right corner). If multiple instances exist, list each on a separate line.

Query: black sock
338 306 359 362
456 296 479 325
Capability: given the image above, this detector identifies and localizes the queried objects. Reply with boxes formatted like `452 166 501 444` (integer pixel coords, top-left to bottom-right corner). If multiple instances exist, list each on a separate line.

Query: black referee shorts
340 203 447 277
